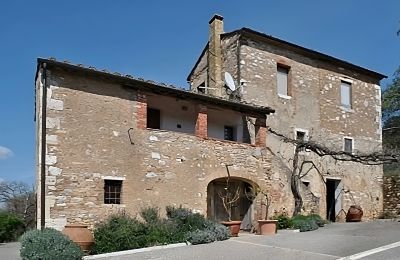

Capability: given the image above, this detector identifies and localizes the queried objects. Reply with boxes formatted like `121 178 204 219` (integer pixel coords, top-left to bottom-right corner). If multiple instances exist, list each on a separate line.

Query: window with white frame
277 65 290 96
340 81 352 108
344 137 353 153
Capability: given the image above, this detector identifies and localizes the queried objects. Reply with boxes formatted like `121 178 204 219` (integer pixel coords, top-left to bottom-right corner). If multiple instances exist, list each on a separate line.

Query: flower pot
346 205 363 222
62 224 94 252
258 220 277 235
221 221 242 237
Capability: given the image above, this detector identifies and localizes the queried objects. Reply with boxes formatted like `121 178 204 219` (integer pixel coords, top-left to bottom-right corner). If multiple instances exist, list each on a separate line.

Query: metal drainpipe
40 63 47 230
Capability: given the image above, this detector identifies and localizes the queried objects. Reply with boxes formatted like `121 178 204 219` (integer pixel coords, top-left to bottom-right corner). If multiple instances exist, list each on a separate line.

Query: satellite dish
224 72 236 91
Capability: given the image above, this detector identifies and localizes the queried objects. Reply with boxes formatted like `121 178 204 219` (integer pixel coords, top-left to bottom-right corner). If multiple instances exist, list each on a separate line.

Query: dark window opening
296 131 306 152
197 82 206 93
302 181 310 188
147 108 160 129
224 126 235 141
104 180 122 204
344 138 353 153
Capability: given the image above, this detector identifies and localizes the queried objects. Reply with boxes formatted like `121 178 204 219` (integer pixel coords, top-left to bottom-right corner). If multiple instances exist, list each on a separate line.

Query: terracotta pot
221 221 242 237
346 205 363 222
62 224 94 251
258 220 277 235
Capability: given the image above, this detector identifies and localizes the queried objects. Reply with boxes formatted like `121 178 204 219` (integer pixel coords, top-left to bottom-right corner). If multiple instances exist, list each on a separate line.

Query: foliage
291 215 319 232
272 213 293 229
308 214 328 227
92 212 147 254
378 211 398 219
0 212 25 242
0 181 36 229
20 228 83 260
186 221 229 245
93 206 227 254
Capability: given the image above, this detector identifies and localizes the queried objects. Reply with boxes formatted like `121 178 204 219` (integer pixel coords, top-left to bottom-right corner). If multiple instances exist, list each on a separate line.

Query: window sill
278 94 292 100
103 204 126 207
340 106 354 113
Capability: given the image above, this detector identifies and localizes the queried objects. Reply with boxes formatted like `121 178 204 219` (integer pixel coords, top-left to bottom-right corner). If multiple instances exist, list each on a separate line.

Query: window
104 180 122 204
197 82 206 94
344 138 353 153
277 65 289 96
147 108 160 129
296 130 307 152
340 81 352 108
224 126 235 141
302 180 310 188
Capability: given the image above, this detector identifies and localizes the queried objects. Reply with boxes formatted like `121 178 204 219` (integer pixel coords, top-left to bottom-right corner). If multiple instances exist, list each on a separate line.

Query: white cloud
0 146 13 159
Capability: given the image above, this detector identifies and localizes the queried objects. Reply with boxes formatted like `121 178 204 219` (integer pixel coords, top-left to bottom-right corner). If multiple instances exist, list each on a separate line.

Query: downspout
40 63 47 230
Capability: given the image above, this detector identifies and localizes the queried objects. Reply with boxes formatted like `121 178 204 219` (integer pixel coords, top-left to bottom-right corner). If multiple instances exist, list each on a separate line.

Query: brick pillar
195 105 208 138
255 117 267 147
136 92 147 130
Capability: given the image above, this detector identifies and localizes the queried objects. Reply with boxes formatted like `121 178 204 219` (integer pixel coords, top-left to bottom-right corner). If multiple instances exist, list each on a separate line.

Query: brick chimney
207 14 224 96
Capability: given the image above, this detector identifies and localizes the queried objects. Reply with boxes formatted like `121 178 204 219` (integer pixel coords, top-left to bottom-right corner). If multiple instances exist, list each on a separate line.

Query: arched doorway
207 178 257 230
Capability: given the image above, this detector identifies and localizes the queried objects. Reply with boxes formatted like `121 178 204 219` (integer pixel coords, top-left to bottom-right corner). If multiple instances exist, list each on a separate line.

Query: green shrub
273 214 293 229
186 221 229 245
166 206 207 233
140 207 161 224
145 219 181 246
308 214 327 227
291 215 320 232
93 213 147 254
0 212 25 242
20 228 83 260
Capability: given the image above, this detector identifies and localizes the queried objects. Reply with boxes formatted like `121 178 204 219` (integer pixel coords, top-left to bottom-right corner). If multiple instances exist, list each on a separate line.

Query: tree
0 181 36 228
268 128 400 216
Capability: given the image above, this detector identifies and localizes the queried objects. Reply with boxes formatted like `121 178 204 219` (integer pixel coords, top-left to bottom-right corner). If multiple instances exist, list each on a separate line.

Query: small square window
104 180 122 204
344 138 353 153
224 126 235 141
341 81 352 108
197 82 206 94
277 65 289 96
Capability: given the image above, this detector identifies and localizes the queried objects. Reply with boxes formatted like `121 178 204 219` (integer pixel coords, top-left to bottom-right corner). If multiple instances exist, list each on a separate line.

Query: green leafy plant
20 228 83 260
92 212 147 254
186 221 229 245
291 214 322 232
273 213 293 229
308 214 327 227
0 212 25 242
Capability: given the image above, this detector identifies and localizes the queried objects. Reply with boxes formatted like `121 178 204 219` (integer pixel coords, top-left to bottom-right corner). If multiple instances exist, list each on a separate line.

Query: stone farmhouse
35 15 386 230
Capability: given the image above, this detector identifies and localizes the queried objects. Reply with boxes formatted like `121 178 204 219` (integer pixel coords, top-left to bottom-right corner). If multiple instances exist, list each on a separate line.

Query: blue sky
0 1 399 184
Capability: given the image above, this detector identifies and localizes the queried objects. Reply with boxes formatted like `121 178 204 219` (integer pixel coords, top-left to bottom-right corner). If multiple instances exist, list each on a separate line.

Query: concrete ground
0 242 21 260
104 221 400 260
1 221 399 260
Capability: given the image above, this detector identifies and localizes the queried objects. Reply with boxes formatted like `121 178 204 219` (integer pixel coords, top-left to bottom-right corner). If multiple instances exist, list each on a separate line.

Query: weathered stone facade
188 15 385 221
383 175 400 216
36 15 385 230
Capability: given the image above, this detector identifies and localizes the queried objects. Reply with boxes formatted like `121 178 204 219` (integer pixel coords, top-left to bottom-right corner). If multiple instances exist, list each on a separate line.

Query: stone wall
383 175 400 215
36 69 296 230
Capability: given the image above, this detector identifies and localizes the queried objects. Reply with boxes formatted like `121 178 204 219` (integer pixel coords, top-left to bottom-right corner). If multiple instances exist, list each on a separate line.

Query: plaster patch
49 166 62 176
46 118 61 129
48 99 64 111
146 172 158 178
46 134 58 145
151 152 161 159
45 155 57 165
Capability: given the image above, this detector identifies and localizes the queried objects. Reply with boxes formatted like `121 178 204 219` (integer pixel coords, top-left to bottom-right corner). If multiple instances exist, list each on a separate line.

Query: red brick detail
136 92 147 130
195 105 208 138
255 117 267 147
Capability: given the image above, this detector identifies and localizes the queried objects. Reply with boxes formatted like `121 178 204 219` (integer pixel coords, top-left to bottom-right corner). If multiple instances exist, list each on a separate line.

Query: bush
166 206 208 233
291 215 321 232
140 207 161 224
93 213 147 254
20 228 83 260
308 214 327 227
273 214 293 229
186 221 229 245
0 212 25 242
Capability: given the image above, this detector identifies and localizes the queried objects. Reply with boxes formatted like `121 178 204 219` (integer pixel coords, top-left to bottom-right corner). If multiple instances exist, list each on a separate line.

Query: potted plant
218 165 242 237
246 187 277 235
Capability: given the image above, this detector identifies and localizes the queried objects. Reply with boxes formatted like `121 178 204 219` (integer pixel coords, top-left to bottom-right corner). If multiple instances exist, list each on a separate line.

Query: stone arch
207 177 259 230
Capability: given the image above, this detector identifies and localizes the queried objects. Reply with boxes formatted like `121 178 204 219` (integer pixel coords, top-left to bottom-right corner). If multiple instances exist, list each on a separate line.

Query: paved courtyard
1 221 399 260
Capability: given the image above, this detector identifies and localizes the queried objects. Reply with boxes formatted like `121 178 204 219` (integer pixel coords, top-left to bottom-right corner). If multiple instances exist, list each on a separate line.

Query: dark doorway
326 179 342 222
207 178 255 230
